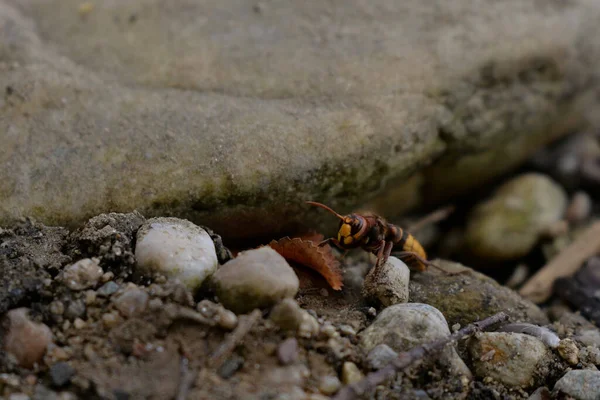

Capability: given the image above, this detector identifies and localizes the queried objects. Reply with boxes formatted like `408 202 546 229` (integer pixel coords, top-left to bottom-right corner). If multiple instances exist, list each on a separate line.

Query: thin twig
519 220 600 304
208 309 261 368
333 312 509 400
406 205 455 233
176 357 196 400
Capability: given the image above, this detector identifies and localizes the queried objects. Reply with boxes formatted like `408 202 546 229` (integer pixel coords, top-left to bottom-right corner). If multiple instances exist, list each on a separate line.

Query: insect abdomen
396 228 428 271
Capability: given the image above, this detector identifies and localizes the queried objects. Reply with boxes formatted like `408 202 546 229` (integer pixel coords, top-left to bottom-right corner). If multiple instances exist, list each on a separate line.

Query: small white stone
135 218 219 292
60 258 103 291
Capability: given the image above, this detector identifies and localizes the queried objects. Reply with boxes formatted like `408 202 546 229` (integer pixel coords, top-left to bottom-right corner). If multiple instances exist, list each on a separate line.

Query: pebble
469 332 552 388
341 362 363 385
318 375 341 395
64 300 86 320
7 394 29 400
359 303 471 377
60 258 103 291
580 346 600 366
496 323 560 348
135 218 219 292
217 355 245 379
73 318 86 329
101 312 121 329
277 338 299 365
366 344 398 370
196 300 238 330
270 299 306 332
464 173 567 260
553 370 600 400
49 362 75 387
112 286 149 318
566 191 592 224
84 290 97 305
3 308 53 368
557 338 579 366
320 323 338 339
362 256 410 307
339 324 356 337
49 301 65 316
96 281 120 297
213 247 299 314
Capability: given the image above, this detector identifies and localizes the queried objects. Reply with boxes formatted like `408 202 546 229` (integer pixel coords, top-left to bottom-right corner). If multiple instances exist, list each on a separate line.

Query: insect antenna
305 201 345 220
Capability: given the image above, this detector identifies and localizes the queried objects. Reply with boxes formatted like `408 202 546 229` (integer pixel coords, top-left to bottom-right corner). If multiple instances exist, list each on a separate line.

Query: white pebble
135 218 218 292
60 258 103 291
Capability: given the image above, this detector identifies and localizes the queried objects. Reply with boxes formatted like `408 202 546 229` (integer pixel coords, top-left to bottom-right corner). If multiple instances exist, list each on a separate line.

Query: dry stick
176 357 196 400
406 205 455 233
208 308 262 368
519 220 600 304
332 311 509 400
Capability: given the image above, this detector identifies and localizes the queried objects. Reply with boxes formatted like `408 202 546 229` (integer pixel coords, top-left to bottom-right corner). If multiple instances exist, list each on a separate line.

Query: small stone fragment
341 362 363 385
270 299 305 332
60 258 103 291
557 338 579 366
217 355 244 379
102 312 121 329
553 370 600 400
298 312 319 339
73 318 86 329
64 300 86 320
49 301 65 316
580 346 600 366
135 218 219 292
277 338 298 365
366 344 398 370
196 300 238 330
112 287 149 318
49 362 75 387
469 332 553 388
319 375 341 395
211 247 299 314
96 281 120 297
566 191 592 224
3 308 53 368
84 290 97 305
362 256 410 306
339 324 356 336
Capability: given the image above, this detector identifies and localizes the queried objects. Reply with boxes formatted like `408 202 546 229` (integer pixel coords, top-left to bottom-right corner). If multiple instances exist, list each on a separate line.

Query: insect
306 201 435 271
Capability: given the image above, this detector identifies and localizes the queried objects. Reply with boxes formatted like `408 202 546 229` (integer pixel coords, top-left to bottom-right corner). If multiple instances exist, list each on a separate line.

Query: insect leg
318 238 339 248
375 241 393 267
395 251 466 275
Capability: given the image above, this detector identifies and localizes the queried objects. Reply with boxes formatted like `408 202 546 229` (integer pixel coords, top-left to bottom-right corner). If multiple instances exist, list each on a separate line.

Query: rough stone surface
464 173 568 260
60 258 103 291
211 247 299 314
409 260 549 327
553 370 600 400
362 256 410 307
359 303 471 377
1 1 600 240
469 332 553 389
135 218 218 292
366 344 399 370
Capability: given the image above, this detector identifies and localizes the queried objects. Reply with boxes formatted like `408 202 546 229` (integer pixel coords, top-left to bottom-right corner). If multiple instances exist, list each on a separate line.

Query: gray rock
362 256 410 307
319 376 341 395
49 362 75 387
553 370 600 400
464 173 568 260
277 338 299 366
409 260 548 327
366 344 399 370
360 303 471 377
2 1 600 241
527 387 551 400
135 218 218 291
96 281 120 297
469 332 553 389
212 247 299 314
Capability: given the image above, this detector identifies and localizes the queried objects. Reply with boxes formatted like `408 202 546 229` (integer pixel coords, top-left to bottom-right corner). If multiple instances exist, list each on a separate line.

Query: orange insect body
267 236 344 290
306 201 430 271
